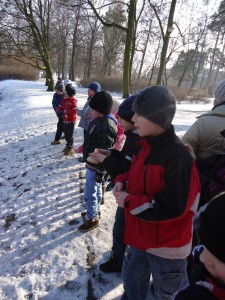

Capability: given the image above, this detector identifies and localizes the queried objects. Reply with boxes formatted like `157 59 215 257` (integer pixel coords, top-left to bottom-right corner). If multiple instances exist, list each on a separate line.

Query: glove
57 110 66 117
56 110 63 117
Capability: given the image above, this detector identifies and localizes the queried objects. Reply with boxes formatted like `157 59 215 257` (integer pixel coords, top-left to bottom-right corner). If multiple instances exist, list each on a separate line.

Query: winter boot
78 157 85 163
51 140 60 145
64 148 75 156
99 257 122 273
63 146 69 153
78 217 100 232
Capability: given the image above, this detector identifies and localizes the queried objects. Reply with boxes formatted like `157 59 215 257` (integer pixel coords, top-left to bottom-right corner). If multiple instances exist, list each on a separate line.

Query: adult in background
182 79 225 205
182 79 225 160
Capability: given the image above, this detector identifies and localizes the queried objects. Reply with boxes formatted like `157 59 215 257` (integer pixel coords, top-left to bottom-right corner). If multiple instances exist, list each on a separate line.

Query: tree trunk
71 6 80 81
156 0 177 85
122 0 137 98
213 35 225 88
137 21 152 80
206 30 221 89
45 62 54 91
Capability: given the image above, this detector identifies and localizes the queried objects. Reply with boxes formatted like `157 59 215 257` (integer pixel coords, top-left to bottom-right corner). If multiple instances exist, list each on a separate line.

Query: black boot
99 257 122 273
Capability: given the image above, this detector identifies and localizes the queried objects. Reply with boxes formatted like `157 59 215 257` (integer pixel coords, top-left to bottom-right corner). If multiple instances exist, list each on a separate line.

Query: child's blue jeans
84 168 102 220
121 246 188 300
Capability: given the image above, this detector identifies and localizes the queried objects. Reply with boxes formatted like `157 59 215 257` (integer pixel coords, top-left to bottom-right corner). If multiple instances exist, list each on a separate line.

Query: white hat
64 79 72 86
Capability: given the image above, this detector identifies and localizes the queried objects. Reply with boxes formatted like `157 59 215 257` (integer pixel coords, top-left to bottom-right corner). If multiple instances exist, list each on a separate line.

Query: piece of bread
87 156 99 164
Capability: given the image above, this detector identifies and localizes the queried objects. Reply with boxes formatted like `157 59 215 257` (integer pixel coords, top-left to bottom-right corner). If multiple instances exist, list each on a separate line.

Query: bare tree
2 0 58 90
87 0 144 97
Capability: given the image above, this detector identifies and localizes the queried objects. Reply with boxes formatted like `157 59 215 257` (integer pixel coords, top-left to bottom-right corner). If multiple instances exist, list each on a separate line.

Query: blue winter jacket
52 92 64 113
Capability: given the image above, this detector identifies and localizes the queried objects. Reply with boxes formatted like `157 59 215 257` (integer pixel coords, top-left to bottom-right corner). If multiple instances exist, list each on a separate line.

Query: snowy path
0 80 123 300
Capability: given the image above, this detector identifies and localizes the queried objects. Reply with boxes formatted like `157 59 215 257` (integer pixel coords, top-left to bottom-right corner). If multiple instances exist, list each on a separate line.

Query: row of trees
0 0 225 97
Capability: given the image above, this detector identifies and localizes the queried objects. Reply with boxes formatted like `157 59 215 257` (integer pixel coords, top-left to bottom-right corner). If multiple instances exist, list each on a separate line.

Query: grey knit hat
132 86 176 129
214 79 225 104
55 82 64 92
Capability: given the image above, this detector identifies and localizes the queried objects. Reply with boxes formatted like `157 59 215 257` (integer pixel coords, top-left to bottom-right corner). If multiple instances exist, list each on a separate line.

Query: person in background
182 79 225 205
56 77 63 86
89 94 139 273
64 79 72 87
76 82 101 162
113 86 201 300
57 85 77 156
182 79 225 276
172 192 225 300
51 82 65 145
78 91 118 232
182 79 225 160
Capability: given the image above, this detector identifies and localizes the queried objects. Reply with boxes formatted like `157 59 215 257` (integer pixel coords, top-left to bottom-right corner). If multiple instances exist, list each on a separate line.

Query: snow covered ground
0 80 213 300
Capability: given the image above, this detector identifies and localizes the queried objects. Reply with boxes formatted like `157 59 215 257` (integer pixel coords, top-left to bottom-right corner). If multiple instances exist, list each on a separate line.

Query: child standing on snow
76 82 101 162
113 86 201 300
57 85 77 156
51 82 65 145
89 94 139 273
172 192 225 300
78 91 118 233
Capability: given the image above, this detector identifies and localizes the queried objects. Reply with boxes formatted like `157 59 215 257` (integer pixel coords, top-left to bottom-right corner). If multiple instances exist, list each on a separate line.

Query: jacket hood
197 102 225 119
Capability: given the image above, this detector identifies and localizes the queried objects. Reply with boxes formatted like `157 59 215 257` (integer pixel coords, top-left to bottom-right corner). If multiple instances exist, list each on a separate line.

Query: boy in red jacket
57 85 77 156
113 86 201 300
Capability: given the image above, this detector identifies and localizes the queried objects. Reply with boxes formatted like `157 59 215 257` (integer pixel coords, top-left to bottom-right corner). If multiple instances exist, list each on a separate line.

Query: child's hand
96 148 111 156
113 182 124 196
89 151 106 163
115 191 129 208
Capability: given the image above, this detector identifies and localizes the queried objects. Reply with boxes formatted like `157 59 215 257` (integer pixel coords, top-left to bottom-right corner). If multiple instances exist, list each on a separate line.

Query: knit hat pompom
88 82 101 93
65 85 76 97
118 94 137 123
89 91 113 115
55 82 64 92
132 86 176 129
195 192 225 263
214 79 225 105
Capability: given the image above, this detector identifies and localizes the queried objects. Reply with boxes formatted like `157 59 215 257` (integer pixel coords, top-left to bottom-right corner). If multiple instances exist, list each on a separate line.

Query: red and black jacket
115 125 201 252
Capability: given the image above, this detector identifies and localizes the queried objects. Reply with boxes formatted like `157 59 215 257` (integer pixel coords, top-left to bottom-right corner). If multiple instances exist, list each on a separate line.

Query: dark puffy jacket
52 92 64 113
83 114 118 171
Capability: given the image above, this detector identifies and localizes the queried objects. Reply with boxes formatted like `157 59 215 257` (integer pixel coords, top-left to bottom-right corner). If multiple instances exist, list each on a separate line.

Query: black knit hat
118 94 136 123
195 192 225 263
89 91 113 115
132 86 176 129
65 85 76 97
